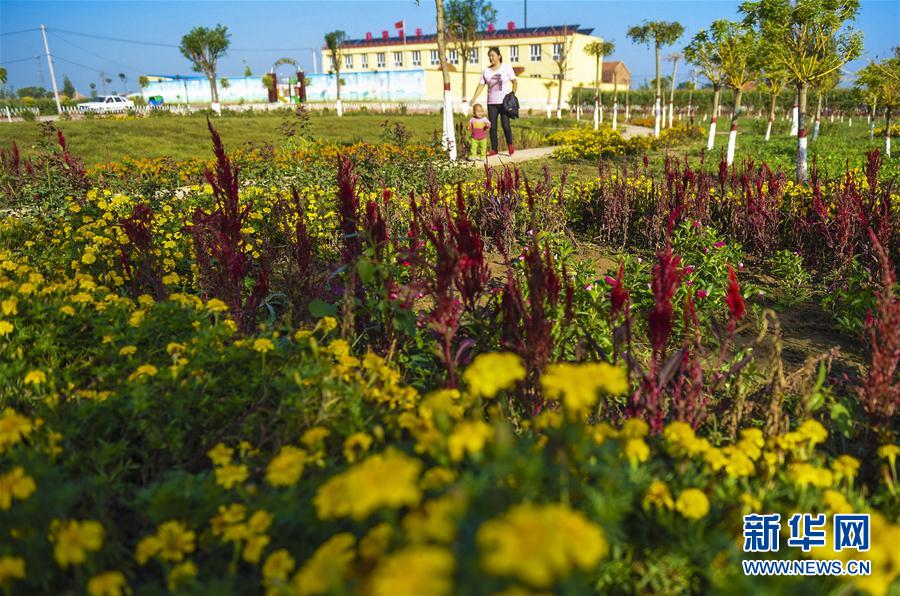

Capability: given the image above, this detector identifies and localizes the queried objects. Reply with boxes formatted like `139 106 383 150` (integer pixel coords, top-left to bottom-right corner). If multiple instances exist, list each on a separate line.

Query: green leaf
357 259 375 285
830 402 853 439
308 299 337 318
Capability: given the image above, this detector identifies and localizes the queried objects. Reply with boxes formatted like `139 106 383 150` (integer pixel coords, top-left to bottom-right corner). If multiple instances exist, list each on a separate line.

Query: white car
78 95 134 113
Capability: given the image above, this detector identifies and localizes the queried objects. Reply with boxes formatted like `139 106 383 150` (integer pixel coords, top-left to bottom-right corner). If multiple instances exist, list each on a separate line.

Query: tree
17 86 47 99
857 52 900 157
741 0 863 182
584 40 615 130
445 0 496 105
666 52 682 127
543 80 556 118
813 70 840 140
0 67 6 85
759 67 788 141
244 65 253 77
628 20 684 137
138 76 150 89
118 72 127 93
221 77 230 90
435 0 457 158
324 30 346 115
62 75 76 99
89 82 97 98
549 27 577 118
714 20 760 165
180 24 231 108
684 25 726 150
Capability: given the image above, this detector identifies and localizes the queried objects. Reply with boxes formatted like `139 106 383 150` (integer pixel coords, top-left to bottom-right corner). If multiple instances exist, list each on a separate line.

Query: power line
0 56 38 65
47 27 318 53
51 54 106 73
0 28 40 36
50 31 144 75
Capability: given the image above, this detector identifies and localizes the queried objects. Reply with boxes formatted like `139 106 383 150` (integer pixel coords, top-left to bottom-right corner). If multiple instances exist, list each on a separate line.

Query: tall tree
62 75 76 99
324 30 346 116
89 82 97 98
435 0 457 159
627 20 684 137
857 52 900 157
684 26 726 150
180 24 230 109
584 40 615 130
666 52 682 127
759 67 787 141
715 20 760 165
550 27 576 118
813 70 840 140
445 0 496 106
118 72 127 93
0 67 6 85
741 0 862 182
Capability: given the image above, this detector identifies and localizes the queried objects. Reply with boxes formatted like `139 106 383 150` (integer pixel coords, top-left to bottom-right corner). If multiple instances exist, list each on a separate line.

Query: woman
469 47 517 156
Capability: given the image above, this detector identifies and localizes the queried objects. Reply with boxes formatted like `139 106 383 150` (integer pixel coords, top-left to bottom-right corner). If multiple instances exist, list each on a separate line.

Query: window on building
530 44 541 62
412 50 421 66
361 54 369 68
552 43 564 61
344 54 353 69
376 52 386 68
393 51 403 67
448 48 458 64
430 49 440 65
509 45 519 62
468 49 478 64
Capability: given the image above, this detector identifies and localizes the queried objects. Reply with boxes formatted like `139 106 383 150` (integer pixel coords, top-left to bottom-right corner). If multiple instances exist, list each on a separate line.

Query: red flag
394 20 404 29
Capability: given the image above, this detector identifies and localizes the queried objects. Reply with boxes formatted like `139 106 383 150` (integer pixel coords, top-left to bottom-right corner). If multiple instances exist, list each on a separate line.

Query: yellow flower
1 298 17 316
0 556 25 585
403 492 468 544
302 427 330 449
343 433 373 463
207 443 234 466
832 455 860 483
24 370 46 386
51 519 104 567
724 449 755 478
135 536 162 565
60 305 76 316
369 546 455 596
740 493 762 513
215 463 249 489
266 446 307 487
360 523 393 560
643 479 674 510
253 338 275 353
822 489 853 514
317 316 338 333
156 521 196 562
797 419 828 446
82 252 97 265
206 298 229 313
0 320 13 336
243 534 270 564
118 345 137 356
263 549 296 585
0 467 36 510
314 449 422 520
624 438 650 465
167 561 197 591
463 352 526 399
447 420 494 462
620 418 649 438
675 489 710 520
877 444 899 468
292 533 355 595
789 463 833 489
87 571 127 596
128 364 158 381
477 503 607 588
421 467 456 491
541 362 627 415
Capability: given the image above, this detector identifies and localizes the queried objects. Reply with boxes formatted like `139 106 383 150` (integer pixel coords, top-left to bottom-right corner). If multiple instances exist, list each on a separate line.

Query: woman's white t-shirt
482 63 516 105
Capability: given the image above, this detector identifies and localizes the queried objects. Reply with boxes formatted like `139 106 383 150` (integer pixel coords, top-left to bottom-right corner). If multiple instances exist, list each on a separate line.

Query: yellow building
321 23 629 106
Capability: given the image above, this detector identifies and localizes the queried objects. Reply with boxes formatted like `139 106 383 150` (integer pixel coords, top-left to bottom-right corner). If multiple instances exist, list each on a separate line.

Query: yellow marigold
128 364 158 382
23 370 46 386
643 479 674 510
403 491 468 544
118 345 137 356
360 522 393 560
0 409 33 454
663 421 695 446
675 489 710 520
87 571 127 596
266 446 307 487
369 546 455 596
314 449 423 520
291 533 355 595
156 521 196 563
301 427 330 449
541 362 627 415
421 466 456 491
263 549 296 585
253 338 275 353
343 432 373 463
740 493 762 512
789 463 833 489
206 298 228 312
243 534 270 564
0 320 13 336
60 305 75 316
463 352 526 399
0 556 25 585
877 444 899 468
167 561 197 591
207 443 233 467
477 503 607 588
82 252 97 265
724 449 755 478
447 420 494 462
51 519 104 568
832 455 860 483
822 489 853 514
620 417 650 438
215 463 249 489
797 419 828 446
0 467 36 510
624 438 650 466
1 298 17 316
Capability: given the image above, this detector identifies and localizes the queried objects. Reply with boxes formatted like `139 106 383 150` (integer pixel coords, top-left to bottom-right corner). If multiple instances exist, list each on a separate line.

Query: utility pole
524 0 527 28
100 70 107 95
311 49 318 74
40 25 62 114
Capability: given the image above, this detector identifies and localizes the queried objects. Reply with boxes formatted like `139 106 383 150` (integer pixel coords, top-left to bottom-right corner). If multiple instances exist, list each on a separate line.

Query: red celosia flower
725 265 745 323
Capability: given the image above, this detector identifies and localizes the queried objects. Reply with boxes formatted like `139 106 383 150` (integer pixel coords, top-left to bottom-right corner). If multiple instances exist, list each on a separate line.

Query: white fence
2 107 41 122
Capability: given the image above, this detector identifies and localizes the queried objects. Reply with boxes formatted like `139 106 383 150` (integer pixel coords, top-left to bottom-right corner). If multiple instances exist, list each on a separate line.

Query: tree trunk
208 73 219 104
726 88 742 166
460 45 468 111
886 107 892 158
813 92 822 140
593 54 600 130
612 74 618 131
796 82 809 183
707 84 720 151
790 87 799 136
598 53 604 124
765 90 777 142
556 74 563 118
668 57 678 128
687 81 694 126
654 42 661 138
435 0 456 159
625 85 630 120
870 98 877 141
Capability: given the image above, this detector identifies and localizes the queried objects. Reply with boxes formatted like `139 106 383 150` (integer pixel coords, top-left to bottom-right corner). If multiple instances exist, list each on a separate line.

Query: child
468 104 491 161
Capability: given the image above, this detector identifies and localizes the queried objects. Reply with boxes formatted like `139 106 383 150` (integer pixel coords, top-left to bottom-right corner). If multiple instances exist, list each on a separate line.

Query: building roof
335 24 594 49
601 61 630 83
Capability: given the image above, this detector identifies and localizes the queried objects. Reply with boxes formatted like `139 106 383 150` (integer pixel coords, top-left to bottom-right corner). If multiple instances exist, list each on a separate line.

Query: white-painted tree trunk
797 134 808 181
813 119 820 140
546 103 552 119
336 99 343 117
460 98 469 115
848 118 852 127
707 118 717 151
887 136 892 158
654 96 661 138
556 107 561 119
612 102 618 131
442 90 456 160
790 105 798 136
593 100 599 130
668 102 674 128
726 123 737 165
765 120 772 141
600 105 603 124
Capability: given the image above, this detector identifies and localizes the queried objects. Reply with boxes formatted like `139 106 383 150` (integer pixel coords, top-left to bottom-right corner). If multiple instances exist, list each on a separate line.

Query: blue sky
1 0 897 95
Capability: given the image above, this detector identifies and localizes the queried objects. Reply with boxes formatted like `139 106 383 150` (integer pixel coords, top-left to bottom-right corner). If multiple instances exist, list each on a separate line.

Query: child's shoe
508 144 516 156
